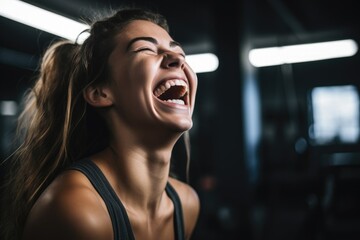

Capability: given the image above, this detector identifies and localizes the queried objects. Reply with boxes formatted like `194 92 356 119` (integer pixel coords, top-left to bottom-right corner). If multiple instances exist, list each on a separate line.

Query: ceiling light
0 0 89 43
249 39 358 67
186 53 219 73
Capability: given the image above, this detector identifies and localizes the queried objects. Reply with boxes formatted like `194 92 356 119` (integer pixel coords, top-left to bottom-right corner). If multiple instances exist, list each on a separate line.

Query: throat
127 194 175 240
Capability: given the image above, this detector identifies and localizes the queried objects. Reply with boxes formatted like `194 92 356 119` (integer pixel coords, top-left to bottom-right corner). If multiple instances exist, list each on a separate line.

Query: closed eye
135 48 156 53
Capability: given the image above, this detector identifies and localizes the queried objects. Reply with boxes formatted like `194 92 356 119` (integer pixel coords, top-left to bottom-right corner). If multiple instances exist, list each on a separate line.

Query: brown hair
0 8 169 240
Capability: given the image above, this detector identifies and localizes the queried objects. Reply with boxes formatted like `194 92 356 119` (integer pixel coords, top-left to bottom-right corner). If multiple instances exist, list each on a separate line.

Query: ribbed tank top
68 159 185 240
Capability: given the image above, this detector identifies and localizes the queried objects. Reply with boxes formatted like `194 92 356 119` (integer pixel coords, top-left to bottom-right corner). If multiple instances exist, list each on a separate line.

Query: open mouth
153 79 188 105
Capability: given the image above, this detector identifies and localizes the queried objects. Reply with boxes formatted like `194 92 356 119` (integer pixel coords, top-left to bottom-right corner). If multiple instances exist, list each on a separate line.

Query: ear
83 84 113 107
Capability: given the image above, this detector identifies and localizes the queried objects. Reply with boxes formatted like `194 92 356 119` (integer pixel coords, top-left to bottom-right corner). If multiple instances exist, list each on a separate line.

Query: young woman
0 8 199 240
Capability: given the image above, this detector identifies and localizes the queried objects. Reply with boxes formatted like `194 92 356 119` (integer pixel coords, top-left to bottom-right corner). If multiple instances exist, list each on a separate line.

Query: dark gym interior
1 0 360 239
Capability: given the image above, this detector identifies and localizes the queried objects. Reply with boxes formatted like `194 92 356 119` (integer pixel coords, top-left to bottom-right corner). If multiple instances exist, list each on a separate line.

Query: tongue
158 85 187 101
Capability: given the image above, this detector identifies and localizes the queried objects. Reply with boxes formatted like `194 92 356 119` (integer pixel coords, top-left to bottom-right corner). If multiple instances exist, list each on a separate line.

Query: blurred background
1 0 360 239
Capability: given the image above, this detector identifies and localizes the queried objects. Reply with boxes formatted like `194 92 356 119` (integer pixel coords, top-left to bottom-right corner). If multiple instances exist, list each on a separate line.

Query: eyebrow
126 36 183 51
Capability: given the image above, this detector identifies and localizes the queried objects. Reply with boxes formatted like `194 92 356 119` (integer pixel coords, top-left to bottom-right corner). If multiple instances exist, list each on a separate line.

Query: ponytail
0 41 91 240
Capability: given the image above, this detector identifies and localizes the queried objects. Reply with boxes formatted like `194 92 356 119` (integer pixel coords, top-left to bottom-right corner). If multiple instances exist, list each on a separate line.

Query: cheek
113 58 155 93
109 57 161 109
113 60 158 109
132 58 160 83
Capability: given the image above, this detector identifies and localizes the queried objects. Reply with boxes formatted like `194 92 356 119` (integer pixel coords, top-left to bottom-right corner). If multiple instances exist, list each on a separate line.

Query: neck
96 137 177 215
98 113 184 214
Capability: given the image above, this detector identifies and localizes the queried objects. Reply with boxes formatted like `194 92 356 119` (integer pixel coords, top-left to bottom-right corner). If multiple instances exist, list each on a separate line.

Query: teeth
166 99 185 105
154 79 188 97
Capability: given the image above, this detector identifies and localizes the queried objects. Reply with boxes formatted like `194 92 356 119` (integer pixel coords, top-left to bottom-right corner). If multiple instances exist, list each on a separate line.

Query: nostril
168 61 180 68
162 52 185 69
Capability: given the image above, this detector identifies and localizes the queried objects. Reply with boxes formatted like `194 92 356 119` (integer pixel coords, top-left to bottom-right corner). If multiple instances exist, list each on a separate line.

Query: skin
22 20 199 240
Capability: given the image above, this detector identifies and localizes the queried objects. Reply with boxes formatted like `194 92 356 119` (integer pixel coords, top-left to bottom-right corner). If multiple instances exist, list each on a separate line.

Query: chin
166 118 193 133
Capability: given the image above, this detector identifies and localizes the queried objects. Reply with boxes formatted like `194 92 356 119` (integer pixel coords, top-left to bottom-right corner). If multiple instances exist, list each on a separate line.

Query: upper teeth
154 79 188 97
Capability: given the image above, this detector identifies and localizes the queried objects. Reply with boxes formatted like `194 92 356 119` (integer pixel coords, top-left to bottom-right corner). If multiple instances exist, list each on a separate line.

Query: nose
161 51 185 69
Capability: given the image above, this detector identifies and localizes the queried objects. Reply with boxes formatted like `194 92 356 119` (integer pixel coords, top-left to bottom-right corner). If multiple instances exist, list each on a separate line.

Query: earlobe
83 85 113 107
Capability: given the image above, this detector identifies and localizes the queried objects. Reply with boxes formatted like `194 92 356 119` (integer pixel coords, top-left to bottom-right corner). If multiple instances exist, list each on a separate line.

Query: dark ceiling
1 0 359 55
1 0 359 60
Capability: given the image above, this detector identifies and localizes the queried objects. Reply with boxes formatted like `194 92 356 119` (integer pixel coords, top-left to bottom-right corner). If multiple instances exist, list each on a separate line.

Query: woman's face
106 20 197 134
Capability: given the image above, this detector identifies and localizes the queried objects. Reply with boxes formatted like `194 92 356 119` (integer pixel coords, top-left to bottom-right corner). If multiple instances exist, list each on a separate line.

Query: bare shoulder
22 170 112 240
168 177 200 210
168 177 200 239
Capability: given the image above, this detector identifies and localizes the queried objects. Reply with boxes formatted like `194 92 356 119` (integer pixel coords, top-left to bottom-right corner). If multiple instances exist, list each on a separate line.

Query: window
309 85 359 144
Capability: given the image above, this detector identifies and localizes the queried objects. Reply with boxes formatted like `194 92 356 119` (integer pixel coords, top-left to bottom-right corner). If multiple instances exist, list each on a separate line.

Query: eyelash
135 48 186 58
136 48 155 52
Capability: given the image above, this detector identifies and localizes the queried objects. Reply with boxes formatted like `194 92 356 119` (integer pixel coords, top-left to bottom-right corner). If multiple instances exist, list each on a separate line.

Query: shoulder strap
69 159 185 240
68 159 135 240
166 183 185 240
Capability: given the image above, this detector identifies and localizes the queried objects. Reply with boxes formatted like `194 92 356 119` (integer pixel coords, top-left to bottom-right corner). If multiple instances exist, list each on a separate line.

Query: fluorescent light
186 53 219 73
249 39 358 67
0 0 90 43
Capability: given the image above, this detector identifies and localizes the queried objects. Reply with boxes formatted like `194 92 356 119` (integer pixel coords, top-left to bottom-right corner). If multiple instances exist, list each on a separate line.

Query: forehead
116 20 173 45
